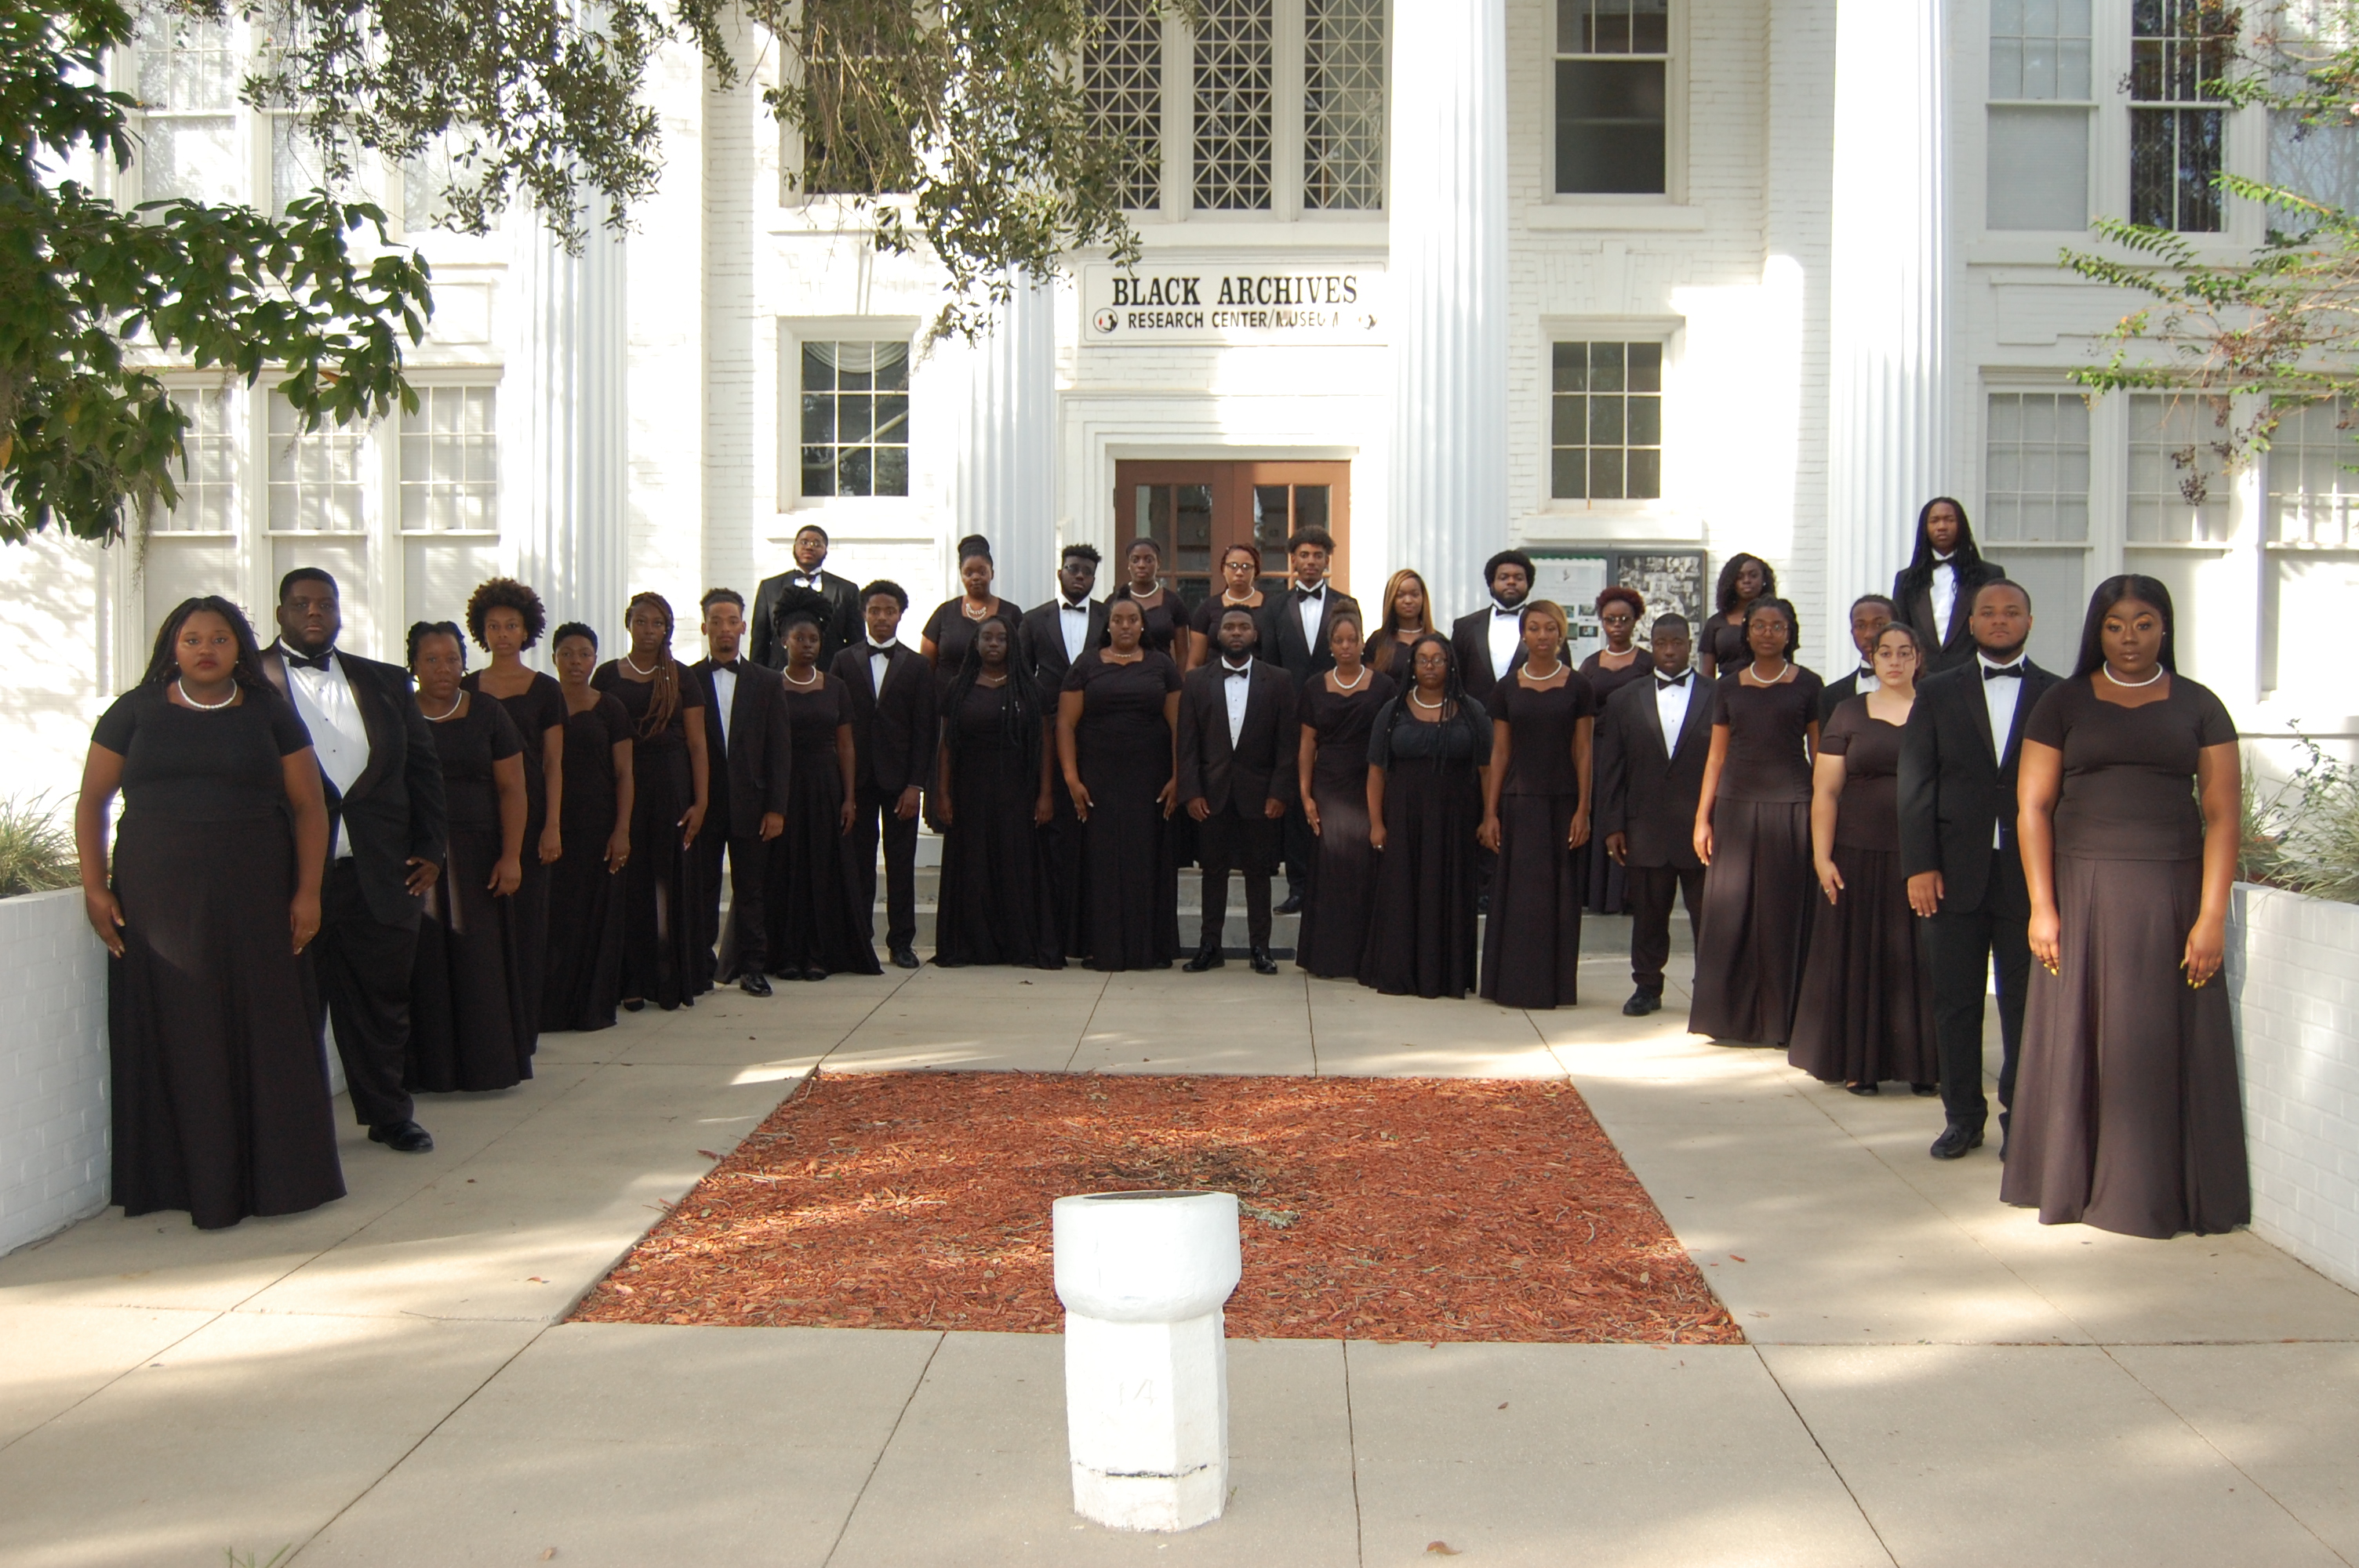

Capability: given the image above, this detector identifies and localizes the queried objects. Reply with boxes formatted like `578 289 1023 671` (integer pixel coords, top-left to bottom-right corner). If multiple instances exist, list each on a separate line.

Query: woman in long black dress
1789 622 1937 1094
542 623 632 1033
932 618 1064 968
765 590 881 980
1479 601 1596 1009
75 597 342 1229
921 534 1025 699
1187 543 1269 670
1104 538 1194 666
1578 586 1654 915
1364 568 1437 686
460 578 563 1058
1697 554 1776 680
1360 636 1492 1000
2005 577 2248 1239
591 592 709 1011
1689 597 1822 1045
1296 612 1396 978
1059 596 1184 971
405 622 533 1092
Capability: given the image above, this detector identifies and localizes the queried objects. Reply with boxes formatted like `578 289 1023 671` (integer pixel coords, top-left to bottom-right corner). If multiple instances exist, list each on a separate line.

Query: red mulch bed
571 1071 1741 1344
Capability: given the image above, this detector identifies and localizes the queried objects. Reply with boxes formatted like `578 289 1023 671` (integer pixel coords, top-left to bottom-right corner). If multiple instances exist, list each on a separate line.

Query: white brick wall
0 889 111 1255
2227 884 2359 1294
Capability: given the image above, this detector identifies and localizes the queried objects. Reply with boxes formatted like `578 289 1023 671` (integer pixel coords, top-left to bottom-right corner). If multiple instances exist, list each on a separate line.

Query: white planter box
2228 883 2359 1294
0 888 111 1255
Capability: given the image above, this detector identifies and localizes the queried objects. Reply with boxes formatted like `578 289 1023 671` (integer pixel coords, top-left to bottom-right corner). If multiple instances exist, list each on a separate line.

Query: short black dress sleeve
2023 674 2237 861
93 685 312 822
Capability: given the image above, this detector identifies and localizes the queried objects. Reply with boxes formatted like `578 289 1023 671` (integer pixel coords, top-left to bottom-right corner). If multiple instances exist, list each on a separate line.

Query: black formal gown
409 695 533 1092
1576 649 1654 913
1480 674 1597 1010
1689 669 1823 1045
934 680 1063 968
1358 699 1492 999
764 675 882 977
1788 697 1939 1087
462 669 564 1057
1699 615 1750 676
1296 670 1398 978
1103 588 1191 660
1063 651 1184 971
922 597 1025 698
541 693 630 1033
2003 676 2249 1238
95 685 344 1229
1190 593 1273 655
591 663 707 1010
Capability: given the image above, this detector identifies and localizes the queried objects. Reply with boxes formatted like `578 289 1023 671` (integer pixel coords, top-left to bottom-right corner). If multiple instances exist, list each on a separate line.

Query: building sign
1081 263 1384 346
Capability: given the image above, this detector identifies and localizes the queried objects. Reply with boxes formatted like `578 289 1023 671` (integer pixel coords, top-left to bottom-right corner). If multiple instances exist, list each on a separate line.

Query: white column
954 271 1060 608
1387 0 1509 622
1826 0 1948 667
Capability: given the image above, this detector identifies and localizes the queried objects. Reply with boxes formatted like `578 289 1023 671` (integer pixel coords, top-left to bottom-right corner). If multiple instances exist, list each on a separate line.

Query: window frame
1537 318 1680 520
1980 0 2097 234
1546 0 1687 209
776 318 925 517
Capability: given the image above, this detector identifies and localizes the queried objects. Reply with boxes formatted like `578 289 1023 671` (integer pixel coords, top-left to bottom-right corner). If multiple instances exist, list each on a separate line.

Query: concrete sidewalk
4 930 2356 1566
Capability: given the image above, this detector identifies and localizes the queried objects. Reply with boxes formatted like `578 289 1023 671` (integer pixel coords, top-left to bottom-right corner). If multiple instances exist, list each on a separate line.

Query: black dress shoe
800 965 829 982
1928 1122 1985 1160
1248 946 1279 975
889 945 921 970
1183 946 1225 972
621 998 645 1013
1274 889 1304 915
369 1120 434 1154
1847 1082 1881 1096
740 972 773 997
1910 1083 1939 1097
1621 989 1662 1017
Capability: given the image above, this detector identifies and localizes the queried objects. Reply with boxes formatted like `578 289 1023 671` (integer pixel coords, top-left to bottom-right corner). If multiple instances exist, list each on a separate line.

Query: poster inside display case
1527 549 1709 666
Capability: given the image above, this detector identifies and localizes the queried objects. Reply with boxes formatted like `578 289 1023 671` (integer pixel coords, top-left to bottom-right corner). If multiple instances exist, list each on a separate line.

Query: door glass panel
1179 483 1216 575
1292 485 1330 533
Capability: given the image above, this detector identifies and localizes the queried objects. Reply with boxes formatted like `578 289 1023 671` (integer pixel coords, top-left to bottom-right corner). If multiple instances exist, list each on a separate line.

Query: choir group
72 501 2252 1244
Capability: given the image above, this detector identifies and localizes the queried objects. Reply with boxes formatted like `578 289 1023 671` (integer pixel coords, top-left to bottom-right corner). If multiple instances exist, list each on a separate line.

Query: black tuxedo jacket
1819 669 1874 724
1018 597 1110 710
1450 606 1530 707
828 641 937 795
1176 661 1301 818
1595 671 1714 870
1893 557 2007 673
687 659 794 838
1896 657 2058 913
1257 586 1361 684
260 645 448 929
751 567 862 671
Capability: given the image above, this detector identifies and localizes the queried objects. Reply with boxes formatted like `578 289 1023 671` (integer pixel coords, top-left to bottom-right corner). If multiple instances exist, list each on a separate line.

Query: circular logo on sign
1092 309 1119 334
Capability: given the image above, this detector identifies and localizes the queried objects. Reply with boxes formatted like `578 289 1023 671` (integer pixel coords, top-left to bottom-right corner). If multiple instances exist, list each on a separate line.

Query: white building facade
5 0 2355 798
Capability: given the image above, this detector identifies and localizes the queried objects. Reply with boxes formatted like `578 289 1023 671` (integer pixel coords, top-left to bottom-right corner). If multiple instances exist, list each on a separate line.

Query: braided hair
941 616 1040 770
144 596 273 691
623 591 683 736
1380 632 1484 759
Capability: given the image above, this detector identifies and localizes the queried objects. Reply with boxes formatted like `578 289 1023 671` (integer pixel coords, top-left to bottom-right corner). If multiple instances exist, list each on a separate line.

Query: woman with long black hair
1891 497 2005 672
1698 554 1777 680
591 592 709 1011
75 597 342 1229
1359 634 1492 999
2004 576 2248 1238
542 623 632 1033
932 617 1064 968
1059 595 1185 970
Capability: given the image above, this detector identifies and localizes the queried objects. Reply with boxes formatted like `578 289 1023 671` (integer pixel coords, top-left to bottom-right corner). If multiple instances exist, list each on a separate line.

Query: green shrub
2246 737 2359 906
0 795 78 899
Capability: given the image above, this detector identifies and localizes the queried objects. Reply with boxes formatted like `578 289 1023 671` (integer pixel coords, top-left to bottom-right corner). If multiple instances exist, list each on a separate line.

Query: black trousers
849 782 920 951
1927 848 2032 1131
694 819 771 983
1198 808 1280 950
1281 802 1314 896
1627 862 1707 995
1042 788 1086 957
308 858 418 1129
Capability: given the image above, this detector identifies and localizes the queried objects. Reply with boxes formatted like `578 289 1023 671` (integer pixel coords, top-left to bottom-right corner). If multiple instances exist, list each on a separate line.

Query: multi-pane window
1550 342 1663 502
2130 0 2230 232
1986 0 2092 230
1303 0 1386 211
268 393 371 532
400 387 499 532
800 341 911 499
136 16 242 204
1555 0 1670 196
1085 0 1165 210
1984 393 2092 541
1194 0 1275 211
158 387 241 532
2266 399 2359 546
2128 394 2232 541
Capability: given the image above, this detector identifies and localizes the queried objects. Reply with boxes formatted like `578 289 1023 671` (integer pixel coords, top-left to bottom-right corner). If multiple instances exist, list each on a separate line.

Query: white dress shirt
867 638 896 695
1221 657 1253 746
1058 598 1091 663
1294 583 1327 655
1653 668 1696 755
711 662 738 751
1979 651 2029 847
1929 551 1959 641
278 642 369 860
1487 601 1524 680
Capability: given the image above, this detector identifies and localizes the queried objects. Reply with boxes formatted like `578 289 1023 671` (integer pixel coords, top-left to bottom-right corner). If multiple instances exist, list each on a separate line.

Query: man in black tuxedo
1892 497 2006 673
1450 548 1534 709
751 524 861 671
829 580 937 968
262 568 447 1155
689 589 794 996
1255 527 1358 912
1819 594 1898 721
1897 578 2056 1160
1178 608 1301 975
1596 613 1713 1016
1019 545 1106 954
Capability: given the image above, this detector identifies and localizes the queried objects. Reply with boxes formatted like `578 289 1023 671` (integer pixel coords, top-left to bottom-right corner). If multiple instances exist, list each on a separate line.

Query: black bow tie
1656 672 1691 689
1294 586 1324 604
1062 601 1088 612
281 646 333 673
1983 663 2023 681
1224 664 1252 679
1494 605 1521 619
712 659 742 673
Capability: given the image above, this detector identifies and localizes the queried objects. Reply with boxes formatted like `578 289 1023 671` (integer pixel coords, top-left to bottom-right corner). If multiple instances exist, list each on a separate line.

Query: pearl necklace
1746 659 1791 685
1410 690 1446 710
2105 663 2165 688
176 678 235 710
960 598 992 621
624 655 659 677
421 693 463 723
1128 583 1161 600
1332 664 1369 692
783 666 822 688
1522 658 1565 682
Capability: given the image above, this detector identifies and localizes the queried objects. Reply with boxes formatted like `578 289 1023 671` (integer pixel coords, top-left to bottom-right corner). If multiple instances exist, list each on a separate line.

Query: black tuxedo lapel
1673 677 1714 760
336 652 399 805
1962 670 1998 761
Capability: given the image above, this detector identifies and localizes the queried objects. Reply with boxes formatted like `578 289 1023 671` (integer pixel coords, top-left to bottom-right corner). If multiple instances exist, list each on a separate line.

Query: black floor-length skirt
408 826 533 1093
1075 781 1181 972
508 808 550 1054
541 825 623 1032
1787 842 1937 1086
935 763 1064 970
1480 794 1583 1009
1297 780 1379 979
620 749 703 1009
1688 800 1814 1044
1358 758 1483 999
2002 854 2250 1238
763 772 883 977
108 814 344 1229
1580 837 1630 915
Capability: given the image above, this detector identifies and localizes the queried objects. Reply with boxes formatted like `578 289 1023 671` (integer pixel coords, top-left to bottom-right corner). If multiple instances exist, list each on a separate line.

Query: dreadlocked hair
941 619 1041 769
1381 633 1482 762
623 591 683 737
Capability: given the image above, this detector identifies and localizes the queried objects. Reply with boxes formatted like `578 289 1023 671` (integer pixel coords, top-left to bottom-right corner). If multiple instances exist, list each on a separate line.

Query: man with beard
750 524 861 671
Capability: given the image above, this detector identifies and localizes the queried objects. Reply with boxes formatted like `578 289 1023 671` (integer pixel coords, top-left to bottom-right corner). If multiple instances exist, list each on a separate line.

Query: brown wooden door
1114 460 1353 615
